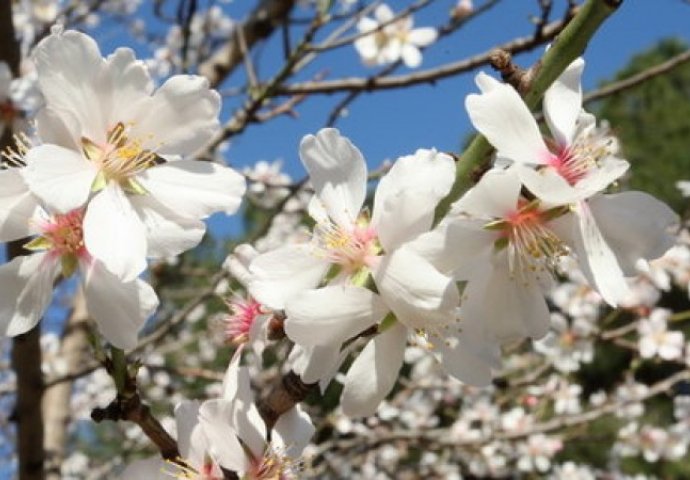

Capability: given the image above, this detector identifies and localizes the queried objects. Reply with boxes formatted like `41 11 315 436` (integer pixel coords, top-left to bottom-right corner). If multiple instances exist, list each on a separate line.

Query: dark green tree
596 38 690 213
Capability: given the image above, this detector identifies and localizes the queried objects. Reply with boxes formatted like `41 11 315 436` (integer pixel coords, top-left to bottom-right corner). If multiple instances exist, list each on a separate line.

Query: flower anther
82 122 161 192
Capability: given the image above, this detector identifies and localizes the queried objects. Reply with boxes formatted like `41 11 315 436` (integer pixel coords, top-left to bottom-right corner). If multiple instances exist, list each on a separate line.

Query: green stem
434 0 623 223
669 309 690 323
110 346 128 395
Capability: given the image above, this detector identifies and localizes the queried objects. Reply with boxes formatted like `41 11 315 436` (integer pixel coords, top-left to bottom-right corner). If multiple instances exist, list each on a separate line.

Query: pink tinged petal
452 167 521 219
518 165 580 205
32 30 108 141
136 160 245 219
573 157 629 197
284 286 388 346
81 259 158 349
272 406 315 459
83 184 147 282
341 321 407 417
408 28 438 47
372 149 454 250
570 202 629 306
198 399 248 473
374 247 459 332
0 169 40 241
0 252 59 337
587 192 678 275
23 145 97 213
248 244 329 310
544 57 585 146
466 72 549 166
401 44 422 68
129 195 205 258
119 457 169 480
299 129 367 228
129 75 220 157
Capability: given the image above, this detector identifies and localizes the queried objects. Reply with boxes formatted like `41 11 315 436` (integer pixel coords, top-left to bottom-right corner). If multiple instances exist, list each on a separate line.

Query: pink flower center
487 200 567 277
39 209 87 258
224 296 264 345
247 448 298 480
313 218 381 273
545 145 593 186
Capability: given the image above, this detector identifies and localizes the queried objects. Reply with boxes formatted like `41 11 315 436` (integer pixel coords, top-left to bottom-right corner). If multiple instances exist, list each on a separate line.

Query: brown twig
276 14 570 96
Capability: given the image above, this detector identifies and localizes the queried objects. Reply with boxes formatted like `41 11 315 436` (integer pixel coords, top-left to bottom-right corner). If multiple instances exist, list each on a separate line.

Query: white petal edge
544 57 585 146
466 72 549 166
81 259 158 350
299 128 367 228
285 286 388 346
83 183 148 282
341 321 407 417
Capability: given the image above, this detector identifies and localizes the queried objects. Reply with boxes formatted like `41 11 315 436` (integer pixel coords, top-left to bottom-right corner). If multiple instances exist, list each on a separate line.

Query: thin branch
276 12 569 96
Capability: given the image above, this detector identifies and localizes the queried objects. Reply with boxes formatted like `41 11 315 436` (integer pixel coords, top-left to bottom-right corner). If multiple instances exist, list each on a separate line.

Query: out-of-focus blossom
354 4 437 68
637 308 684 360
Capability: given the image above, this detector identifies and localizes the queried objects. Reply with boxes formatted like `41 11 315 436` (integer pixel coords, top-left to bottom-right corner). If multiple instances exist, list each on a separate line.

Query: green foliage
596 38 690 212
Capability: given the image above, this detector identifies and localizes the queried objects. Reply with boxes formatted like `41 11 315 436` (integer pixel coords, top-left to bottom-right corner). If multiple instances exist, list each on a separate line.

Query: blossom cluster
0 14 685 480
0 28 245 349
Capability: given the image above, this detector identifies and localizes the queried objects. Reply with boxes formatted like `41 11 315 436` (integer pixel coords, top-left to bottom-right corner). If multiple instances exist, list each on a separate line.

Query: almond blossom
22 28 245 281
199 349 314 479
465 60 678 306
354 4 437 68
0 204 157 349
120 401 225 480
250 129 490 416
637 308 685 360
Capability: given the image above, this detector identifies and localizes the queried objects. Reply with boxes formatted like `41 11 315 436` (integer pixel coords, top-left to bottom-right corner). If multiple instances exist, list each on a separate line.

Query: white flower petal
272 406 315 459
588 192 678 275
174 400 202 460
136 160 245 219
341 321 407 417
567 202 630 307
289 344 346 387
0 169 40 241
372 149 454 250
23 144 97 213
452 167 521 219
0 252 59 337
544 57 585 146
436 329 497 386
408 27 437 47
401 44 422 68
374 4 394 22
466 73 549 166
463 257 550 342
248 244 329 310
104 48 154 122
198 399 247 473
374 246 459 332
35 107 81 150
285 286 388 346
83 183 148 282
82 259 158 349
130 75 220 157
32 29 108 142
299 129 367 228
129 194 206 258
